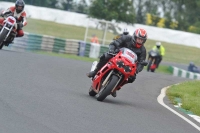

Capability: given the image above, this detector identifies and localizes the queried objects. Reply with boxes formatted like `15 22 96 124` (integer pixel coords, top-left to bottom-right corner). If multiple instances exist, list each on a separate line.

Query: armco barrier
8 33 80 55
84 43 91 57
53 38 66 53
7 33 108 58
65 39 79 54
168 66 200 80
26 34 42 51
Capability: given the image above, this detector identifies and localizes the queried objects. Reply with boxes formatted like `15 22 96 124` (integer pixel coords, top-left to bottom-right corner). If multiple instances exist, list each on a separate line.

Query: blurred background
0 0 200 68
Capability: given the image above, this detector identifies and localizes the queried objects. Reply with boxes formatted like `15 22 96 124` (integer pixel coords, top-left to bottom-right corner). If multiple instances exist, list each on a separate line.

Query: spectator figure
90 34 99 44
188 62 200 73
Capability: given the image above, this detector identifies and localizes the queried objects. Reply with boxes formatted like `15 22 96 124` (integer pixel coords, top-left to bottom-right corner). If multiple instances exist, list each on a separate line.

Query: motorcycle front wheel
0 29 9 49
97 75 119 101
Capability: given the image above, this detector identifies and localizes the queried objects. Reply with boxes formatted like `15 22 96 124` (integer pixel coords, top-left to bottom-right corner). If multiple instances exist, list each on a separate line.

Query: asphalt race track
0 49 199 133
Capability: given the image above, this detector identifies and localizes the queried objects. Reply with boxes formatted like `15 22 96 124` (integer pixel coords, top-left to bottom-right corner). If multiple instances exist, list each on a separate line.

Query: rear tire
0 29 9 49
151 69 155 72
97 75 119 101
147 59 153 72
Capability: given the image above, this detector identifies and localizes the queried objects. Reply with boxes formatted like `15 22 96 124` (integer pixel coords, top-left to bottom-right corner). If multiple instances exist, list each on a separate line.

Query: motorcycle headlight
124 66 131 72
117 60 131 73
117 60 124 68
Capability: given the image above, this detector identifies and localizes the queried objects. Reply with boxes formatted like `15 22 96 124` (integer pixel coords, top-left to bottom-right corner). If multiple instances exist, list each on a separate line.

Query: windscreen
120 48 137 63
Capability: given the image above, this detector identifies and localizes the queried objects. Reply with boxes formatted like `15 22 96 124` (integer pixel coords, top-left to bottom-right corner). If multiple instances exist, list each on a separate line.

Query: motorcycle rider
151 42 165 68
87 28 147 97
0 0 27 43
188 62 200 73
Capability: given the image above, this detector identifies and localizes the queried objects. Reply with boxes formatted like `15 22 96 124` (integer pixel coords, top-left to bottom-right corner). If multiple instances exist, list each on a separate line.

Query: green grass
24 18 200 66
24 18 118 45
144 65 172 74
156 65 172 74
166 81 200 116
145 40 200 66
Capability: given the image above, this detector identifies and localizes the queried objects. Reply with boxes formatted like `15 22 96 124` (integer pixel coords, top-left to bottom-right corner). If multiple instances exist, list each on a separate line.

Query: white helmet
156 42 161 46
123 28 129 35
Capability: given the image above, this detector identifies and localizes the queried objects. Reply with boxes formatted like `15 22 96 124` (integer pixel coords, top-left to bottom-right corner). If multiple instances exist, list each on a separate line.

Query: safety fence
168 66 200 80
6 33 200 80
7 33 109 58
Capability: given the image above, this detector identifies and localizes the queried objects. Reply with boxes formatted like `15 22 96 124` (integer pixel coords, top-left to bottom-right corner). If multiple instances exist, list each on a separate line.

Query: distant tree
76 0 88 14
134 0 160 24
88 0 136 24
70 0 89 14
62 0 73 11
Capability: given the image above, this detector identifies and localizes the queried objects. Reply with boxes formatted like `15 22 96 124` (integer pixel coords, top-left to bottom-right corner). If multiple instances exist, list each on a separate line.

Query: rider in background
0 0 27 42
87 28 148 97
113 28 129 40
188 62 200 73
151 42 165 68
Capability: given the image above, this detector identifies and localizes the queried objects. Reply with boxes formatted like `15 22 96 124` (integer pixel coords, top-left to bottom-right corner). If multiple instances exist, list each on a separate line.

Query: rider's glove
108 49 115 54
108 48 119 55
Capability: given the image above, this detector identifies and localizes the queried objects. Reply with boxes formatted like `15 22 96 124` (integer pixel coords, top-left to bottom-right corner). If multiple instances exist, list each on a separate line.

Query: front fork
102 70 122 93
0 23 15 41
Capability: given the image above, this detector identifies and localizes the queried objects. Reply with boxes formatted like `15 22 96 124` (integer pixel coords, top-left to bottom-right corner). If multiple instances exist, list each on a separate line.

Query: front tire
97 75 119 101
0 29 9 49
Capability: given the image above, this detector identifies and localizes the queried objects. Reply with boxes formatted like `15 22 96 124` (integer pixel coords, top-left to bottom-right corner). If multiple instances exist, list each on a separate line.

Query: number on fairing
122 48 138 63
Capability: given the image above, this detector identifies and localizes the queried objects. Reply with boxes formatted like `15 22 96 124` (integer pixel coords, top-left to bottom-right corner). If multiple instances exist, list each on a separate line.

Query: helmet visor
16 6 23 13
136 37 145 45
17 6 23 10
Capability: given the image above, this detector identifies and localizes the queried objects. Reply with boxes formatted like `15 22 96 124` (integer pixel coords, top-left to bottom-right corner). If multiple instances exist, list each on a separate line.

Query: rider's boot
87 68 98 78
87 55 108 78
87 60 104 78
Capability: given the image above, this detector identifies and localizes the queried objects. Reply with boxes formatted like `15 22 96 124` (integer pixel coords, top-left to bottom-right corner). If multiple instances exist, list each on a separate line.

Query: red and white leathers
0 6 27 37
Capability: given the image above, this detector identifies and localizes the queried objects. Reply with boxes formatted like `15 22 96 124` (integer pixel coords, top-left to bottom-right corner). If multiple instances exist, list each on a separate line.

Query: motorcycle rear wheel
97 75 119 101
147 59 153 71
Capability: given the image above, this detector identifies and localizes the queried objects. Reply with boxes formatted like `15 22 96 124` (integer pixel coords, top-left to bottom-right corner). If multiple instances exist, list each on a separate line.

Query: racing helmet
133 28 147 48
15 0 25 13
156 42 161 48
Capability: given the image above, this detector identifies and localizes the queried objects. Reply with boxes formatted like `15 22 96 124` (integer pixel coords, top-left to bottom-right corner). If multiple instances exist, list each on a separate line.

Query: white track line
157 86 200 131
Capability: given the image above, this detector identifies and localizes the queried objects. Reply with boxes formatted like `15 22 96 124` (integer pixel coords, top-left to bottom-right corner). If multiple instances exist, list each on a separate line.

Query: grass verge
166 81 200 116
144 65 172 75
24 18 200 66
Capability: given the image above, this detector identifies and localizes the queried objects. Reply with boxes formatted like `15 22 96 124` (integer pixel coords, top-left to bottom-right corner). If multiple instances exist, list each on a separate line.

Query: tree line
3 0 200 34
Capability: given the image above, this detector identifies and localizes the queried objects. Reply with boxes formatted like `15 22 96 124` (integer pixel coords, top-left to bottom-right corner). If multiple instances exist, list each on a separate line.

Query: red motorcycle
0 14 17 49
88 47 148 101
